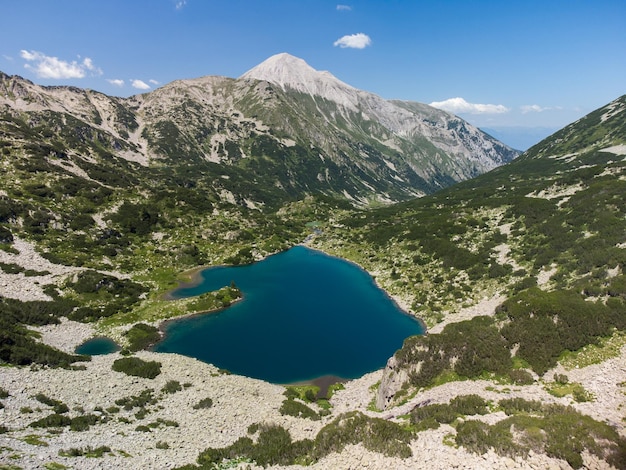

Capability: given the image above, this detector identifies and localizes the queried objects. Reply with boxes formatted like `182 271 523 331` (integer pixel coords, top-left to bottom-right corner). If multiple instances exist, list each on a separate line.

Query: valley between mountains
0 54 625 469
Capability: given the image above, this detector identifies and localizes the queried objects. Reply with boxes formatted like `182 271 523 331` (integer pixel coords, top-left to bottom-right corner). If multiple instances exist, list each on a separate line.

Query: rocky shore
2 314 624 469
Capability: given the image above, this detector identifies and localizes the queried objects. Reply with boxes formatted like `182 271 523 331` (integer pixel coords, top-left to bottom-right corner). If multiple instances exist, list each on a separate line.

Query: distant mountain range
0 53 518 206
481 126 559 151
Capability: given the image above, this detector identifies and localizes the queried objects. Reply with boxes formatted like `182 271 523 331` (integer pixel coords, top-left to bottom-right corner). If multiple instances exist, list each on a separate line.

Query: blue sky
1 1 625 148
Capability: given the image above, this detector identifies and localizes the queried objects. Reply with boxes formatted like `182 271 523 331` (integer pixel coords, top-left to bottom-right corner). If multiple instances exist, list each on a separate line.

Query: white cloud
20 50 101 79
2 54 14 61
175 0 186 9
336 4 352 11
521 104 545 113
81 57 102 76
429 97 509 115
333 33 371 49
149 79 160 85
520 104 563 114
131 79 151 90
107 78 125 87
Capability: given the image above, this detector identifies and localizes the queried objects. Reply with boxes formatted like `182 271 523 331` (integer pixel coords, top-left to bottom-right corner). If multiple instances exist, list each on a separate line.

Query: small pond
75 337 121 356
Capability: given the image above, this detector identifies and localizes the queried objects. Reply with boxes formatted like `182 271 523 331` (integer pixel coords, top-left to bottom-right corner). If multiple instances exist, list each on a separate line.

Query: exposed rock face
376 355 411 410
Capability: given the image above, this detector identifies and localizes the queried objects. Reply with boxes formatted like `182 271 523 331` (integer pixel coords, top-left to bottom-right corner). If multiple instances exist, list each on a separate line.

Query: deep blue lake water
153 246 424 383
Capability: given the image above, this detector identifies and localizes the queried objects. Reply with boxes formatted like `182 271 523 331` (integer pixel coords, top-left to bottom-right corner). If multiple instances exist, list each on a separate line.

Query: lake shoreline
154 294 245 351
164 243 426 332
287 374 348 398
160 265 211 300
301 243 429 333
162 247 291 300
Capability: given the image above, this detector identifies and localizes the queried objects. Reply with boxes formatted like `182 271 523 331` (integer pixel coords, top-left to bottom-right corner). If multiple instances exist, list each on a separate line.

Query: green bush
66 270 148 320
396 316 512 389
455 419 518 456
411 395 488 427
70 414 100 431
315 411 413 459
572 386 594 403
554 373 569 385
115 389 157 410
411 403 457 425
508 369 535 385
279 399 320 420
30 413 72 428
149 418 179 428
499 288 620 374
0 226 14 244
0 261 23 274
111 357 161 379
34 393 59 407
456 404 626 468
161 380 182 394
192 397 213 410
195 411 414 467
499 397 543 415
33 394 70 414
111 201 160 235
68 213 95 230
199 424 312 468
0 296 86 367
126 323 161 352
54 403 70 414
449 394 489 415
59 445 111 457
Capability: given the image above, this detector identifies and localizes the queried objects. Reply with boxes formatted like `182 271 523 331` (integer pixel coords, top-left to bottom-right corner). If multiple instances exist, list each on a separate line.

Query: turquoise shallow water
154 246 424 383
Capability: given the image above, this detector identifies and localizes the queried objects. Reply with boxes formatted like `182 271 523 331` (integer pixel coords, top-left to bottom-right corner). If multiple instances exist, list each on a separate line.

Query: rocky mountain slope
0 56 624 468
310 95 626 465
1 53 518 207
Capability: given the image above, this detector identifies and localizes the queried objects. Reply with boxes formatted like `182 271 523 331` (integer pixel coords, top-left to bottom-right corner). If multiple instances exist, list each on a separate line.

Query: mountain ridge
1 54 519 205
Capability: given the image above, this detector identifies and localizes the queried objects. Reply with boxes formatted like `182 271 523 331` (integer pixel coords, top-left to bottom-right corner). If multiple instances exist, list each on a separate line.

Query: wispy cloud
175 0 187 10
81 57 103 75
430 97 509 115
20 50 101 79
521 104 561 114
336 4 352 11
131 79 151 90
149 79 160 85
107 78 125 87
333 33 371 49
2 54 14 61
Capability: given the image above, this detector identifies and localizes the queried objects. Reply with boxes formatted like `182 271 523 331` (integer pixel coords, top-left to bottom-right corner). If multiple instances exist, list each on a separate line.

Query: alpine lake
146 246 424 384
76 246 424 382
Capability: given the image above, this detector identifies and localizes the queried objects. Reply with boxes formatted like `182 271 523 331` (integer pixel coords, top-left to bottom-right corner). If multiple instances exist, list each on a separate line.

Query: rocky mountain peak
240 52 356 103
